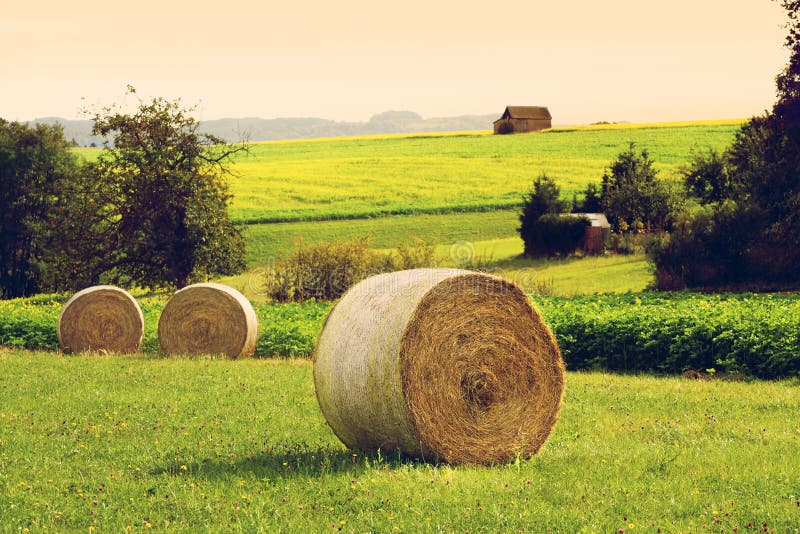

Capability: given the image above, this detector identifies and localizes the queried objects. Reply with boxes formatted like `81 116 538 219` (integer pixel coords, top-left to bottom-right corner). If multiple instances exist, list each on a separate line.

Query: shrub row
535 292 800 379
2 292 798 378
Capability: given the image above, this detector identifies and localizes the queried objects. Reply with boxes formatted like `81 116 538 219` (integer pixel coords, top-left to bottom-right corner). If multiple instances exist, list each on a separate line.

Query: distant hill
29 111 497 146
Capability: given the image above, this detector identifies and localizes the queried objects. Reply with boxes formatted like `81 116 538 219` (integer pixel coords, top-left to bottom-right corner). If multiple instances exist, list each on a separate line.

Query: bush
0 294 63 350
647 203 765 290
2 292 799 378
253 301 332 357
518 174 570 256
263 238 381 302
523 214 589 257
263 237 436 302
391 236 436 271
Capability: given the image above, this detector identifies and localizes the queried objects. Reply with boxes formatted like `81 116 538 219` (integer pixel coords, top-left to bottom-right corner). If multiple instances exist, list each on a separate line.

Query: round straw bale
158 283 258 358
58 285 144 354
313 268 565 465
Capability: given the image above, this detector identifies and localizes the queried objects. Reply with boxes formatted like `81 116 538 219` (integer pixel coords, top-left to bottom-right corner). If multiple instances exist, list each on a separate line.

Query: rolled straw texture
313 268 565 465
58 285 144 353
158 283 258 358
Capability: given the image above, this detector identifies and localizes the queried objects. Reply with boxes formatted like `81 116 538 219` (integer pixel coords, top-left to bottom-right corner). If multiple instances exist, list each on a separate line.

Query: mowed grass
226 120 743 223
430 237 653 295
1 352 798 532
244 209 520 264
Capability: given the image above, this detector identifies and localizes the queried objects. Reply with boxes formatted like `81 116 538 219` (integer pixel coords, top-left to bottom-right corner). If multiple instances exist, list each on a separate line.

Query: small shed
565 213 611 255
493 106 552 134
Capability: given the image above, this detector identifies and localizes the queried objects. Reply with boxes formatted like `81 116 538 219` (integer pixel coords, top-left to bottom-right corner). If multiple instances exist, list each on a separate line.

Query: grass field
225 120 742 224
230 243 652 299
1 352 797 532
76 120 744 227
243 210 521 264
74 120 745 264
9 121 796 531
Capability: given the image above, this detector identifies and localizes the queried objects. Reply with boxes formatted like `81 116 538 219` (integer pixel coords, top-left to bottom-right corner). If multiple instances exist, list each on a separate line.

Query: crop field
225 120 742 224
1 352 798 532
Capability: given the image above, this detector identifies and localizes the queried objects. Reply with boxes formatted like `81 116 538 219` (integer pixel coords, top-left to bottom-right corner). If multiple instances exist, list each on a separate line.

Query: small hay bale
58 285 144 353
157 283 258 358
313 268 565 465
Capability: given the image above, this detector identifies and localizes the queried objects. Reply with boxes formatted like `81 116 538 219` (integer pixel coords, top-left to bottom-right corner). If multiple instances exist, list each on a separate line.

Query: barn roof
566 213 611 228
500 106 551 120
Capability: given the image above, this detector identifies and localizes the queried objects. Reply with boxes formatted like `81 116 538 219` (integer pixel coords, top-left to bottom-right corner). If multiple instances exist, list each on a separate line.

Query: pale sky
1 0 790 125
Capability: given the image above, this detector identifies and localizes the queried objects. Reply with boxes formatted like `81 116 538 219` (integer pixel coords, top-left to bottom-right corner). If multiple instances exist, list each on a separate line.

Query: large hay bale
158 283 258 358
313 268 565 465
58 285 144 353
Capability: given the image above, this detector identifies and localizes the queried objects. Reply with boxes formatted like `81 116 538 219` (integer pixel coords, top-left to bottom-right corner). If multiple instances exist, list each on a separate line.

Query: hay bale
313 268 565 465
158 283 258 358
58 285 144 353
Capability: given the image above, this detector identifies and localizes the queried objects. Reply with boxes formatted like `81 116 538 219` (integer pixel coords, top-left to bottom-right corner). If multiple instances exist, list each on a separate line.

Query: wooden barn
572 213 611 255
493 106 552 134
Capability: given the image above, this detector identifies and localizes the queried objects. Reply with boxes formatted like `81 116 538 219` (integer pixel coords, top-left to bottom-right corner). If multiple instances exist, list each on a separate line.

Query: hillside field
232 120 741 265
227 120 743 224
76 119 744 266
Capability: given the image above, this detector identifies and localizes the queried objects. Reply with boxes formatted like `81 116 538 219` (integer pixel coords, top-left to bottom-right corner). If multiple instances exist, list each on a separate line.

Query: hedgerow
535 292 800 379
2 292 798 378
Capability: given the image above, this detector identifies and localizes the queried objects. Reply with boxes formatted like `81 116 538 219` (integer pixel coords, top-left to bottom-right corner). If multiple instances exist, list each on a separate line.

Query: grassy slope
227 120 742 223
427 237 652 295
1 353 797 532
74 121 743 270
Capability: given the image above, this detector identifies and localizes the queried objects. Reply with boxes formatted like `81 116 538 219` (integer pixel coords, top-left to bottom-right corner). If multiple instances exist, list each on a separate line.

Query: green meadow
1 353 798 532
77 120 743 265
4 120 799 531
227 120 742 224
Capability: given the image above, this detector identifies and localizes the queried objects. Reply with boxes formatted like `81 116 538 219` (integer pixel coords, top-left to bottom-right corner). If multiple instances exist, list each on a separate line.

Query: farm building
565 213 611 254
493 106 552 134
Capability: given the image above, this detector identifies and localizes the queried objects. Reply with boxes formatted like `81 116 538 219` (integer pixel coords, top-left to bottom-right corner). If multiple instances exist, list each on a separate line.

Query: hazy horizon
2 0 790 125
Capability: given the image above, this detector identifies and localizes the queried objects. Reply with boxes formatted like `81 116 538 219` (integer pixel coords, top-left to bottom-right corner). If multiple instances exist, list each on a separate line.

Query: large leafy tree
651 0 800 288
78 89 247 289
600 143 679 232
0 120 83 298
773 0 800 131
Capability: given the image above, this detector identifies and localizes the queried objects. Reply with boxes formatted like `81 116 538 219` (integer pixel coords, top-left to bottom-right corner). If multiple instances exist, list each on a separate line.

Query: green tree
518 174 567 256
773 0 800 132
572 182 602 213
0 120 83 298
82 90 247 289
649 0 800 289
682 148 736 205
522 213 590 258
601 143 678 232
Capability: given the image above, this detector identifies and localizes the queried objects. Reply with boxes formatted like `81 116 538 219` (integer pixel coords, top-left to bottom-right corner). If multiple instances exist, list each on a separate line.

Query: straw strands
313 268 565 465
58 285 144 353
158 283 258 358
